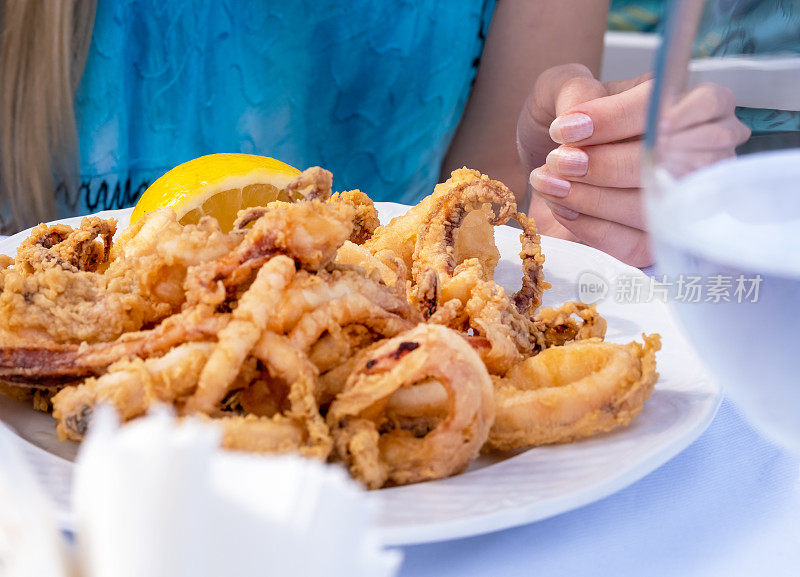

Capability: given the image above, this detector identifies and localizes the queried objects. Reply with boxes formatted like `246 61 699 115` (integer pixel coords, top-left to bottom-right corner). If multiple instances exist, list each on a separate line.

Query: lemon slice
130 153 302 231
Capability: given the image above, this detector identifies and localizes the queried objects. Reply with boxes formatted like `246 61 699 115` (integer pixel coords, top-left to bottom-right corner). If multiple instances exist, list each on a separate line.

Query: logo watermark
577 271 609 304
576 272 762 304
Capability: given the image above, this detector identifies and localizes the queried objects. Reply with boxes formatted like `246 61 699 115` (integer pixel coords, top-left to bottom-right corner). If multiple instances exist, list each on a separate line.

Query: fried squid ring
486 334 661 451
328 324 494 489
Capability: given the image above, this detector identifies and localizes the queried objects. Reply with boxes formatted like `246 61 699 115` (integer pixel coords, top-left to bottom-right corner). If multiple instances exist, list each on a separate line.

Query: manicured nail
549 113 593 144
530 167 570 198
546 201 579 220
546 147 588 177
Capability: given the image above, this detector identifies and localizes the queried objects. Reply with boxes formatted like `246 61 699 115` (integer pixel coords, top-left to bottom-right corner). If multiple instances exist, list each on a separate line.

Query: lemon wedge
130 153 301 231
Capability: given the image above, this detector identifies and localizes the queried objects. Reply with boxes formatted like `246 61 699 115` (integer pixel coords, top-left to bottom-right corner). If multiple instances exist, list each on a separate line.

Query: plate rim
374 392 721 545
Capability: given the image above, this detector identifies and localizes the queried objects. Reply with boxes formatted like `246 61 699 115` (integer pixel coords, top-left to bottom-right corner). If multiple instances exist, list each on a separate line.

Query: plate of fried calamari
0 167 720 545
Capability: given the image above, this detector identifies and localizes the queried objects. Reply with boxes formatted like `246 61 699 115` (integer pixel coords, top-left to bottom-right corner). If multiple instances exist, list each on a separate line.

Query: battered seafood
328 325 495 488
0 163 662 490
487 335 661 450
0 210 237 343
365 169 510 277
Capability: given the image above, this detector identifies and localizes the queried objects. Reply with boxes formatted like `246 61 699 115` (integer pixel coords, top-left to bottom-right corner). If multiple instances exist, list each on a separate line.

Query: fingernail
546 201 579 220
550 113 593 144
546 147 588 177
530 167 570 198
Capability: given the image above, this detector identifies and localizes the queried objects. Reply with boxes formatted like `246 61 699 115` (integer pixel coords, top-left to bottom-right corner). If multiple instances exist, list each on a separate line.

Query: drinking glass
643 0 800 452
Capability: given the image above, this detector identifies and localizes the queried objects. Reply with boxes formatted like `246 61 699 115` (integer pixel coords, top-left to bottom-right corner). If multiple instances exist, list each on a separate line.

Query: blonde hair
0 0 96 233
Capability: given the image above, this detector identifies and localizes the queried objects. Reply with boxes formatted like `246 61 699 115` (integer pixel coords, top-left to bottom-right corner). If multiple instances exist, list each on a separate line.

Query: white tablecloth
399 398 800 577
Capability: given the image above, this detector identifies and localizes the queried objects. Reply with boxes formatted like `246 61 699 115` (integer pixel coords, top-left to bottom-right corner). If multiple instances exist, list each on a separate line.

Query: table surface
398 398 800 577
8 398 791 576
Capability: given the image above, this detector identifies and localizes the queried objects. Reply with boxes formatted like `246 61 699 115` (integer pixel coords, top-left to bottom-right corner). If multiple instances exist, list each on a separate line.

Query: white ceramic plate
0 204 721 546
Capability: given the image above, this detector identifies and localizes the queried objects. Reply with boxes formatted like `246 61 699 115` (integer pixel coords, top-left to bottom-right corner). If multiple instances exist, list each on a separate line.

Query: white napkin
0 409 401 577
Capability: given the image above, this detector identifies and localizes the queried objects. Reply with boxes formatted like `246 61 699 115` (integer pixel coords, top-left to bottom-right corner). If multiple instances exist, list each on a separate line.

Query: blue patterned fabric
65 0 496 216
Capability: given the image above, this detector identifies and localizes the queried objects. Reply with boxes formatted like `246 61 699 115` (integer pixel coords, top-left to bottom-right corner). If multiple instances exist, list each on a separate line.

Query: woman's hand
517 64 749 267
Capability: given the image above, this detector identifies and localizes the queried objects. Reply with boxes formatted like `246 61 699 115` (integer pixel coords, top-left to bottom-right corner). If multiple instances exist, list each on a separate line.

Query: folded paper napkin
0 409 402 577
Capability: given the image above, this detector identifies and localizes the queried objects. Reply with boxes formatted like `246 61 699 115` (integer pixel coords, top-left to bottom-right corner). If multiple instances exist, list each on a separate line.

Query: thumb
553 75 608 116
518 64 606 172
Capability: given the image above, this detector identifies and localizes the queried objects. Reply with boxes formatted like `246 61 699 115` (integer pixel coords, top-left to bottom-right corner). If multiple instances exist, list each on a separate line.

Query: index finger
549 79 653 146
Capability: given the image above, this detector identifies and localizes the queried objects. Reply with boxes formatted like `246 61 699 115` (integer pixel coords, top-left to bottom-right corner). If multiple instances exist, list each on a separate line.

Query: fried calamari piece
534 302 607 348
365 168 507 274
0 306 228 387
229 167 335 232
52 342 216 440
186 200 354 307
184 256 296 415
285 166 333 201
328 189 380 244
427 259 544 375
287 293 417 403
15 216 115 274
249 331 331 458
486 334 660 450
215 414 311 455
410 172 516 295
315 339 386 406
307 325 375 376
328 325 495 489
53 327 333 460
263 265 417 335
463 280 540 375
288 293 416 354
335 242 399 285
0 209 238 343
511 212 549 316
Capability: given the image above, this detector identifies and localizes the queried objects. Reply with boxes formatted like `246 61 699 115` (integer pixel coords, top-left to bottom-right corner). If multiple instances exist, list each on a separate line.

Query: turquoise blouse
66 0 496 216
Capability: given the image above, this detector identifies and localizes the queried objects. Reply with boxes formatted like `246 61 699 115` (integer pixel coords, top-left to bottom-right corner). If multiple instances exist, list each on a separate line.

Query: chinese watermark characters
577 272 762 304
